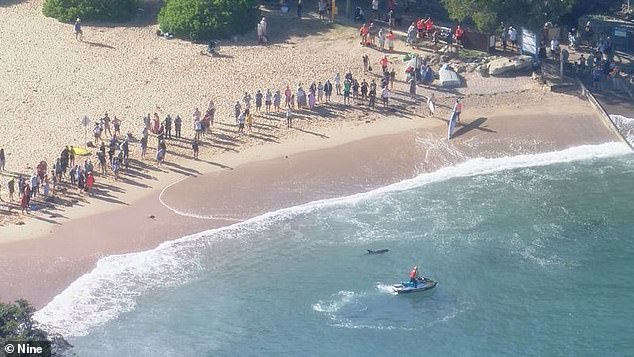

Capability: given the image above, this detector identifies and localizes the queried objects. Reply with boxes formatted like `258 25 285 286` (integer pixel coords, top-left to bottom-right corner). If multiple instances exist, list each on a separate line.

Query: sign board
520 27 537 56
614 28 627 37
81 115 90 127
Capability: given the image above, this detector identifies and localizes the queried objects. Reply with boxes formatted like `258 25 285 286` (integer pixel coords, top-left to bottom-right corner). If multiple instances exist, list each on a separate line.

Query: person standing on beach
244 92 252 113
0 148 5 171
93 122 102 143
192 139 199 159
386 30 395 52
360 79 368 103
368 23 377 46
234 101 242 123
246 111 254 131
427 93 436 117
97 149 107 173
85 171 94 196
265 89 272 113
164 114 172 139
317 81 324 102
381 86 390 107
174 115 182 138
286 106 292 128
284 86 292 108
334 73 341 96
352 79 359 104
273 90 281 112
343 78 351 105
368 86 376 108
255 90 263 113
74 18 83 41
20 183 30 214
156 140 166 167
324 80 333 102
308 89 316 110
140 135 148 160
101 112 112 137
8 177 15 202
453 98 463 123
112 116 121 136
362 54 369 74
194 118 202 140
408 75 417 101
30 173 38 198
379 55 391 74
237 110 246 134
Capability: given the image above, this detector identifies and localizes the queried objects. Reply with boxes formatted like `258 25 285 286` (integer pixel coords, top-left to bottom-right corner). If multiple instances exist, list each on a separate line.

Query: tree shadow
0 0 24 8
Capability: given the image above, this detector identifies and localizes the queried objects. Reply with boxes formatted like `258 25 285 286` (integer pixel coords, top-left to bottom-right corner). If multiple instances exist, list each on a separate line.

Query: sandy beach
0 0 627 308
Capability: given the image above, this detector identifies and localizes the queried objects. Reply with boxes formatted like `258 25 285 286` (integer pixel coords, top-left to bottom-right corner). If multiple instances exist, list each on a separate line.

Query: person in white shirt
508 26 517 49
371 0 379 20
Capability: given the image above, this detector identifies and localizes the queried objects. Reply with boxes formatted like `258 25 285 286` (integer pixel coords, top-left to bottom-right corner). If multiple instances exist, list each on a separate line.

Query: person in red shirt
455 24 465 47
359 23 369 46
454 98 463 123
379 55 391 73
416 18 424 42
85 171 95 195
424 17 434 38
409 266 419 287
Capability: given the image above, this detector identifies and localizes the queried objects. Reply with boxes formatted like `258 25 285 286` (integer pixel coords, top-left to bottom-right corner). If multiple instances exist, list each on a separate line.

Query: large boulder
488 55 534 76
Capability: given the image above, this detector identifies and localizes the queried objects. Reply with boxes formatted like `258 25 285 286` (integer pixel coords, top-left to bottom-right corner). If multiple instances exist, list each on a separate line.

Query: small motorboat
392 277 437 294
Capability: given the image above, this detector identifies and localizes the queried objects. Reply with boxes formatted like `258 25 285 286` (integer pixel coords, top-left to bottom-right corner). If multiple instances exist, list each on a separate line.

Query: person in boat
409 266 419 287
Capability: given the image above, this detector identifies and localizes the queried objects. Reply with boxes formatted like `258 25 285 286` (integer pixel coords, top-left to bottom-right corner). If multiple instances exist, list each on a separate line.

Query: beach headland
0 0 628 310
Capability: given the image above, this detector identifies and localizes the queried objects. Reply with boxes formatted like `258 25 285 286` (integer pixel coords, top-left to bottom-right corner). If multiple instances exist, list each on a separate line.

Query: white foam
35 142 632 337
610 115 634 145
311 291 358 314
376 283 397 295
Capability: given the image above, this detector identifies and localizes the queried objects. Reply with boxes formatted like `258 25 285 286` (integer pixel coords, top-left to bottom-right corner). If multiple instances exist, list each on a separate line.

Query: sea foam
609 115 634 145
34 142 632 337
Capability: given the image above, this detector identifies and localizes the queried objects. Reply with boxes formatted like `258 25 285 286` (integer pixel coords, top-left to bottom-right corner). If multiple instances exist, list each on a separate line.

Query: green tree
0 299 71 356
442 0 577 32
158 0 259 41
43 0 138 23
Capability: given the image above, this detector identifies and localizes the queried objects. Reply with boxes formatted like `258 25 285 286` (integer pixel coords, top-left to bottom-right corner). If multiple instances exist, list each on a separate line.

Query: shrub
158 0 259 41
43 0 138 23
0 299 72 356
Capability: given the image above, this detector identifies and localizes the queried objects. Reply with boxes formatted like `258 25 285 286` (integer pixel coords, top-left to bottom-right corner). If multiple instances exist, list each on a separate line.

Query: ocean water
35 143 634 356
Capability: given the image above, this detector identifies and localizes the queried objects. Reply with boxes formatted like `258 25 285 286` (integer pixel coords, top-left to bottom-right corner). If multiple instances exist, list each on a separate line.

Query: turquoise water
36 144 634 356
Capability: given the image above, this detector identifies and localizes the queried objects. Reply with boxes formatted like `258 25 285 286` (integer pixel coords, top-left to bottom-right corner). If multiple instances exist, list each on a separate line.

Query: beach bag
368 65 373 72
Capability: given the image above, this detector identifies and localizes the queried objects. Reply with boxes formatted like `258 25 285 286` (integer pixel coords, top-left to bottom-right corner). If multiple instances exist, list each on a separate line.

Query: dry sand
0 0 626 306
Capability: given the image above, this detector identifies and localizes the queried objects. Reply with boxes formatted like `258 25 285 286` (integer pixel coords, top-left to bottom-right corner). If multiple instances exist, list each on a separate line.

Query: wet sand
0 93 622 307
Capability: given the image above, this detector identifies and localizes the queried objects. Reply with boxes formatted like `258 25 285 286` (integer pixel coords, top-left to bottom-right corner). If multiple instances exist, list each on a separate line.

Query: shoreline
0 92 625 308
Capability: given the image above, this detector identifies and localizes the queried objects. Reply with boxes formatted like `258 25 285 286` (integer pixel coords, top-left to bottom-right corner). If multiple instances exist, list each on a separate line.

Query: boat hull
392 278 437 294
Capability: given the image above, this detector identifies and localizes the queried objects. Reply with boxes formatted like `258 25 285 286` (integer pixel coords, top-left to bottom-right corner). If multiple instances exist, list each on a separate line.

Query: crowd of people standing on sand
229 55 415 131
0 146 96 214
3 11 455 218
